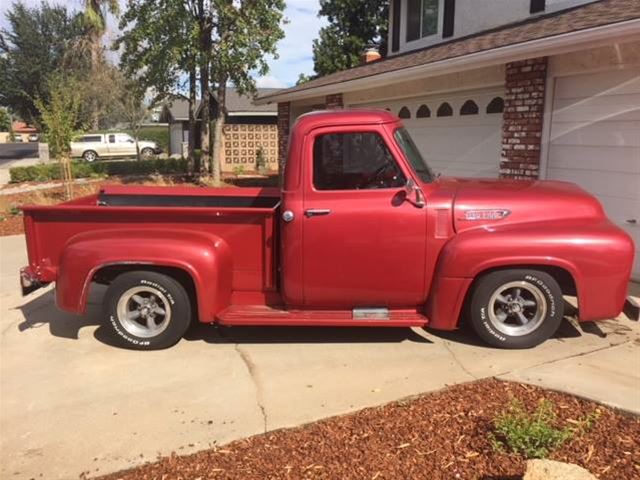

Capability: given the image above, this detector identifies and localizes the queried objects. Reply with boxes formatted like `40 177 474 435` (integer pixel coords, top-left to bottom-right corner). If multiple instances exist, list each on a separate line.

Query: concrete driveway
1 233 638 480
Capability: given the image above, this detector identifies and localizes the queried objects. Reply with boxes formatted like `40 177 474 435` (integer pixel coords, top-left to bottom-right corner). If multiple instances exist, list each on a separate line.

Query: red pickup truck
20 110 634 350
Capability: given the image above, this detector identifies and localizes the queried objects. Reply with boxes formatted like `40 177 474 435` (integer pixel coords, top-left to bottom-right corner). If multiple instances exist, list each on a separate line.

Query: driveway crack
443 341 478 380
234 344 268 433
494 339 633 378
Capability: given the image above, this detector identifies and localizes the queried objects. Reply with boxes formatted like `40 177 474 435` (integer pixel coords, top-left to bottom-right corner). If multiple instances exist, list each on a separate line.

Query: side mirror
404 179 426 208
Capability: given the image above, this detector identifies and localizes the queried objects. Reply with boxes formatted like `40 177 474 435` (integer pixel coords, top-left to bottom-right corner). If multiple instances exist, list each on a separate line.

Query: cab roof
293 109 400 134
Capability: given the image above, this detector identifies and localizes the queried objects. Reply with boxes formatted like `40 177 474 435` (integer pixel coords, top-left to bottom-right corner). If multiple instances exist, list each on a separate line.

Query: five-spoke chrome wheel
116 286 172 338
469 269 564 349
487 281 546 337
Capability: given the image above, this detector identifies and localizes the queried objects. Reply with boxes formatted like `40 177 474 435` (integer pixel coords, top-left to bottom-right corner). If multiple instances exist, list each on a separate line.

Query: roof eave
255 18 640 105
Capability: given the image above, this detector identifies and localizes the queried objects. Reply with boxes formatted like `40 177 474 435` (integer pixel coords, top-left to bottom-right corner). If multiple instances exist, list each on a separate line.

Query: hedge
9 158 189 183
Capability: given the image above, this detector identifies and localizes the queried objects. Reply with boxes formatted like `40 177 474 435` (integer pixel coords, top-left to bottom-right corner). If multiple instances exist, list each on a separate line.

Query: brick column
500 57 548 179
277 102 291 173
325 93 344 109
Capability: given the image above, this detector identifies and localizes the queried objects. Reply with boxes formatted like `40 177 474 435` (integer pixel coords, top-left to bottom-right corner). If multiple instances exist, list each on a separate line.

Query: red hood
438 177 606 233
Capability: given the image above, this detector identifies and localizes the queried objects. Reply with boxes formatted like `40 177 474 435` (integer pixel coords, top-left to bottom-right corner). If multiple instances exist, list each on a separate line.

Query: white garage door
354 88 505 177
546 68 640 279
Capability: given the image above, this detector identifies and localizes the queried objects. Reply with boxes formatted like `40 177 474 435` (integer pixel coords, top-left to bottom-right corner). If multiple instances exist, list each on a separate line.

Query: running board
217 305 428 327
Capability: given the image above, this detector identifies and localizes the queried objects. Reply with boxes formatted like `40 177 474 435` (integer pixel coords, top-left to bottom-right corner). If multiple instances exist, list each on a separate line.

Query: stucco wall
344 64 505 106
548 40 640 77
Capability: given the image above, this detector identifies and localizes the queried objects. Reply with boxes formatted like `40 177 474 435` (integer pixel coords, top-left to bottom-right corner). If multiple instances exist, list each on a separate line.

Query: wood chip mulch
97 379 639 480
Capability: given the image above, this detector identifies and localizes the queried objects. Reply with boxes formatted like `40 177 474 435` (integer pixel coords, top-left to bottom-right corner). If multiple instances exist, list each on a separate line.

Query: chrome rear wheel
117 286 172 338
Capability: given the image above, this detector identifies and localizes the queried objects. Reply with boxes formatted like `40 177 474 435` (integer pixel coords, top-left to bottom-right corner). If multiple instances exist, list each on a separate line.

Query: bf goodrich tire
469 269 564 349
104 271 192 350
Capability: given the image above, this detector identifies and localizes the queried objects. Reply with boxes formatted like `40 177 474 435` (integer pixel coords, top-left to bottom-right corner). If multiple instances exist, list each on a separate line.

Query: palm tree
83 0 119 69
83 0 119 129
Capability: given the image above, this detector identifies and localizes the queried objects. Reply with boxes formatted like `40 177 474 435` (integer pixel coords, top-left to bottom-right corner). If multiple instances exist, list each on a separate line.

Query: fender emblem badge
462 209 511 221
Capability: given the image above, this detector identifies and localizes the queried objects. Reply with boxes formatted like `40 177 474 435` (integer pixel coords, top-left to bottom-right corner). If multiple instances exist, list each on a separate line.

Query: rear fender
427 220 633 329
56 229 233 322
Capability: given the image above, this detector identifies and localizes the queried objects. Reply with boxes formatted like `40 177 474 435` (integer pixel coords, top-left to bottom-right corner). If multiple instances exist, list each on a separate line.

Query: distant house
11 121 39 142
161 88 280 172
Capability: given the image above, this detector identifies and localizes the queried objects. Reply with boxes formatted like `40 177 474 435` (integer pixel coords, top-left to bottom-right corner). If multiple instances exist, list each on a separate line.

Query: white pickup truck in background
70 133 162 162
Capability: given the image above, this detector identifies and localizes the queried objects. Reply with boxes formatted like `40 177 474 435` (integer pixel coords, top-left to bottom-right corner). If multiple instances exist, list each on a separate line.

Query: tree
208 0 286 184
0 1 85 123
311 0 388 77
35 74 84 199
117 0 200 169
117 76 153 162
0 109 10 132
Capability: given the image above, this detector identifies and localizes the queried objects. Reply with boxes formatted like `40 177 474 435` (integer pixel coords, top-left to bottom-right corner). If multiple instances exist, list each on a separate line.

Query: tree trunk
211 80 226 185
90 35 101 131
188 66 197 173
198 5 212 176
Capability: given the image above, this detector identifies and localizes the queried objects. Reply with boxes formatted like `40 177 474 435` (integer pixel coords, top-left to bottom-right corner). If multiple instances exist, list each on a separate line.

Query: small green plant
255 147 267 172
233 165 246 176
488 399 599 459
9 205 21 216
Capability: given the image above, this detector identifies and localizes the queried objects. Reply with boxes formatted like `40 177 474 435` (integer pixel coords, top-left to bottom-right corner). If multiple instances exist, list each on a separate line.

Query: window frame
405 0 443 44
306 127 411 194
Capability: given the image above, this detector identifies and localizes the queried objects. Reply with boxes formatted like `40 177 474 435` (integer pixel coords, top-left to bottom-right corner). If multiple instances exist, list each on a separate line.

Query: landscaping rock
524 459 597 480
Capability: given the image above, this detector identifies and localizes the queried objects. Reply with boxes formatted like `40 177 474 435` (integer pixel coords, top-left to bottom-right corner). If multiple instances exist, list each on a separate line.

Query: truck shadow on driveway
16 287 433 347
17 289 603 348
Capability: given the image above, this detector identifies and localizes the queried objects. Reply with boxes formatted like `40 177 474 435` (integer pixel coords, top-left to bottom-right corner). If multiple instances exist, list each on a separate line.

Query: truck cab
20 110 635 350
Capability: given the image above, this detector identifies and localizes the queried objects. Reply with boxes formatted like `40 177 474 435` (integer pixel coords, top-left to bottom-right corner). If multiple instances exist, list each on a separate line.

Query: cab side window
108 134 116 143
313 132 405 190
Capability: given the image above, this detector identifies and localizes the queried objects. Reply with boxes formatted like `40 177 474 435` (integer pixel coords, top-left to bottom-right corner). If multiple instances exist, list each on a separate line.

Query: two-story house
258 0 639 279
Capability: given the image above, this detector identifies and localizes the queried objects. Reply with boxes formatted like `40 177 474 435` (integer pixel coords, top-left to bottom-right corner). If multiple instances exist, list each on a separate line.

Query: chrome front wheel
469 269 564 349
487 281 547 337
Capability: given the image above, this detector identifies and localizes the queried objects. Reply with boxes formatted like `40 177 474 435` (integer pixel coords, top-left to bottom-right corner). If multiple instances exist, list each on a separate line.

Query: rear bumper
20 267 47 296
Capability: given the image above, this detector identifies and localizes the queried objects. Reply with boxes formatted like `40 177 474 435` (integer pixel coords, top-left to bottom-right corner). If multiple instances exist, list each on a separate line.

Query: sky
0 0 326 87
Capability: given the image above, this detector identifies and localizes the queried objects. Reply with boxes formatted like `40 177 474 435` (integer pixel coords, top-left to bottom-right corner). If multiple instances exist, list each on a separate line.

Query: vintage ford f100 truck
20 110 635 350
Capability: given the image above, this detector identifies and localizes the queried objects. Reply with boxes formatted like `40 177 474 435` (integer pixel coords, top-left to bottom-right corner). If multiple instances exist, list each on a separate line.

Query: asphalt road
0 143 38 166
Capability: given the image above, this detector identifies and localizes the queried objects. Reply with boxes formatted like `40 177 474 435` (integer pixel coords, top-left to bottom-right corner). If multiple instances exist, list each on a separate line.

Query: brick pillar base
277 102 291 173
325 93 344 109
500 57 548 179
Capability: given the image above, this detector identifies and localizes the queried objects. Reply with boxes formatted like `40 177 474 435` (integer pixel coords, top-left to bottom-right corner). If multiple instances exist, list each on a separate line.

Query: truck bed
22 185 281 293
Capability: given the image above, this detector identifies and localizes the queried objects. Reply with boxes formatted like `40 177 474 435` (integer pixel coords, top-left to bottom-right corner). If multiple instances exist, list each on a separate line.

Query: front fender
56 228 233 322
427 219 633 329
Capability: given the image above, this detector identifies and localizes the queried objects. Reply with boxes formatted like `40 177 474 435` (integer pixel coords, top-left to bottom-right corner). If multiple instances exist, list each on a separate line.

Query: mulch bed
97 379 639 480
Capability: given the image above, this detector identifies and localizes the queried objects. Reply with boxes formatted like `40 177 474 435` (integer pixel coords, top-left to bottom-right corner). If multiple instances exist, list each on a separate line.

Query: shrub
9 158 189 183
488 399 599 459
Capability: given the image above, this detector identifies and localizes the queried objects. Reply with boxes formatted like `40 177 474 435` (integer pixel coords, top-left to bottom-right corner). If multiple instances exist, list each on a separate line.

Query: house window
417 105 431 118
313 132 406 190
486 97 505 114
398 106 412 119
407 0 439 42
460 100 479 115
530 0 545 14
437 102 453 117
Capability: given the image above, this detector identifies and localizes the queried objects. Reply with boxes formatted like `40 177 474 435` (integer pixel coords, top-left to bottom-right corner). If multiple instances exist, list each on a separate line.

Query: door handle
626 219 637 225
304 209 331 217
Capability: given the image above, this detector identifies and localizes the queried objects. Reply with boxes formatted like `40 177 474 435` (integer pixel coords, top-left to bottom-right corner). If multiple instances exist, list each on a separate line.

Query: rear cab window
81 135 102 143
313 132 406 191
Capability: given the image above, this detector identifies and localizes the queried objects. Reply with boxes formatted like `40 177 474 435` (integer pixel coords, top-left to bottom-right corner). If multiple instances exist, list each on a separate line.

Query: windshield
394 127 435 183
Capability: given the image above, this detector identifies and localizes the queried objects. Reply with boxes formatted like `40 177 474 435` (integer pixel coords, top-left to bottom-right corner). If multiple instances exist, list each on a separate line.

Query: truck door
301 127 427 308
